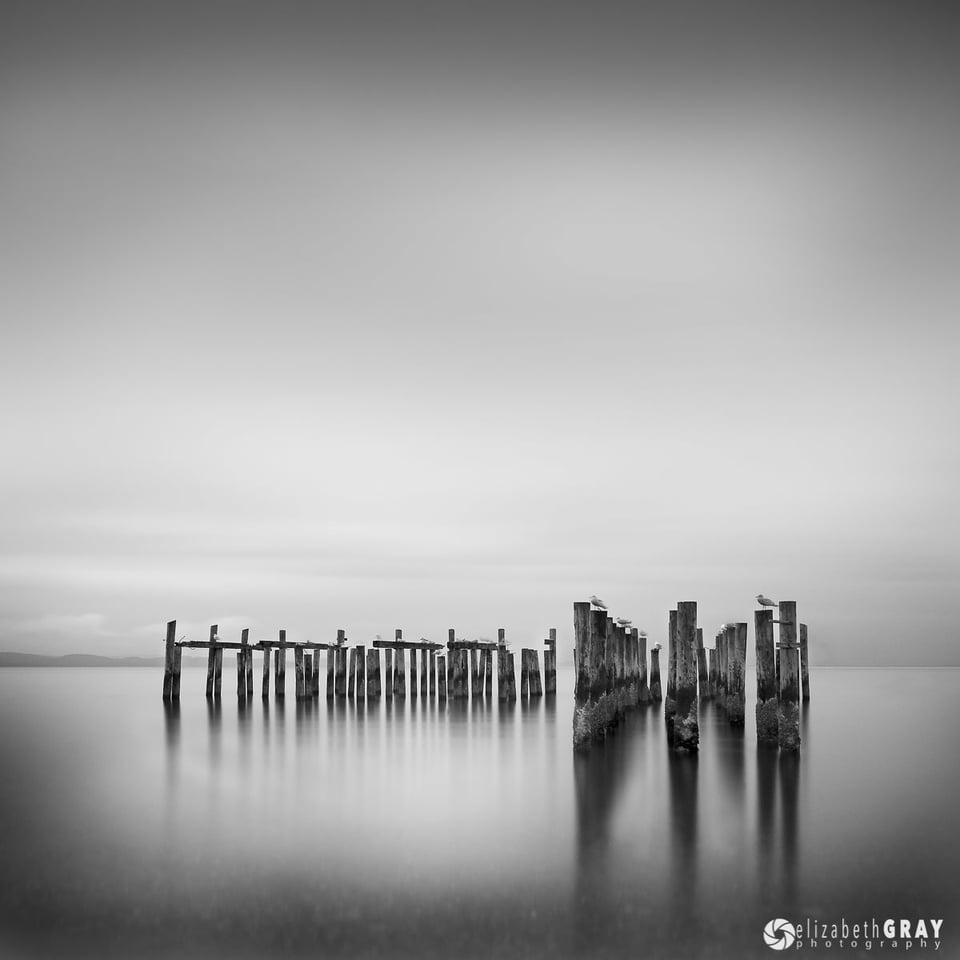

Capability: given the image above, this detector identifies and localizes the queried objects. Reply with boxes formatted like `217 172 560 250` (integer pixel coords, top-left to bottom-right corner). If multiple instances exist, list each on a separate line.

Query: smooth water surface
0 667 957 959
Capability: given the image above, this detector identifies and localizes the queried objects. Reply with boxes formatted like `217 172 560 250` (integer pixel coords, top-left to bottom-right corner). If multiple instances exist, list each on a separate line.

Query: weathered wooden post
650 645 662 701
347 648 357 698
505 651 517 701
455 648 469 700
244 629 254 698
799 623 810 701
213 647 223 698
295 649 306 700
261 647 271 700
727 623 747 725
573 602 591 744
755 608 778 743
470 649 479 697
437 654 447 700
326 640 337 698
447 628 456 695
275 629 286 698
529 649 543 696
497 628 507 701
520 649 531 697
482 648 493 695
393 629 405 698
385 648 394 698
638 632 650 704
664 609 678 740
544 628 557 695
409 648 418 698
708 647 717 701
336 642 348 698
171 645 182 699
238 628 251 698
696 628 708 700
673 601 699 750
311 652 320 699
367 648 380 698
778 601 801 750
419 647 427 697
429 650 437 697
162 619 176 700
206 624 218 698
356 644 366 701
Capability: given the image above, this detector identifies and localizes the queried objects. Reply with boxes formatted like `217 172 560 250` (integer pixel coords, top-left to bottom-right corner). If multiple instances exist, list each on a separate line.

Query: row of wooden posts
161 624 558 703
573 600 811 752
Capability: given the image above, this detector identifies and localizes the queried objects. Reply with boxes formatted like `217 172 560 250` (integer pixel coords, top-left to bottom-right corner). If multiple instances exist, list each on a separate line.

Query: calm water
0 666 957 959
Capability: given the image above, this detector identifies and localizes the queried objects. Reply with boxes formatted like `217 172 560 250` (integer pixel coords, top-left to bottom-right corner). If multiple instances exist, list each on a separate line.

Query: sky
1 1 959 665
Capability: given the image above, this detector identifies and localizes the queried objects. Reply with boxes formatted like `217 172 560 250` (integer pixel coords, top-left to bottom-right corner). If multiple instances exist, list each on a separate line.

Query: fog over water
1 666 957 958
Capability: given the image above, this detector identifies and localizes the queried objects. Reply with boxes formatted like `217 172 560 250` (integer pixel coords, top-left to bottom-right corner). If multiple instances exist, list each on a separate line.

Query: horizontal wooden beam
176 641 333 650
372 640 444 651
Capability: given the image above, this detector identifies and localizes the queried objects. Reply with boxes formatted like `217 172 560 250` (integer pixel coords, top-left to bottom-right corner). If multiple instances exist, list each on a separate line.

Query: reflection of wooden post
799 623 810 701
261 647 271 700
778 601 801 751
650 647 662 701
367 648 380 698
162 620 176 700
755 608 778 742
275 630 286 698
665 609 678 741
673 601 699 750
206 624 218 698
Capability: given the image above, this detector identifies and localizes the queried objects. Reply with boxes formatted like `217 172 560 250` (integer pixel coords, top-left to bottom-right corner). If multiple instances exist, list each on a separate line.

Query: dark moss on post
311 652 320 699
295 647 305 700
409 648 418 699
420 648 428 698
520 648 531 697
393 645 406 699
356 644 366 701
673 601 699 751
505 651 517 701
482 648 493 695
755 608 778 743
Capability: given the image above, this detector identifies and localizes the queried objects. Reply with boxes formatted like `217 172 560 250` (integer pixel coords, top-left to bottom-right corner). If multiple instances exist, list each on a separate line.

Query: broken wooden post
437 654 447 700
544 628 557 695
384 648 394 699
727 623 747 726
162 619 176 700
393 630 405 698
638 631 650 704
366 648 380 698
755 608 778 743
275 630 286 698
213 647 223 698
356 644 366 701
664 609 678 741
778 601 801 751
172 645 182 699
262 647 271 699
347 648 356 698
206 624 218 698
672 600 699 750
800 623 810 701
649 646 662 701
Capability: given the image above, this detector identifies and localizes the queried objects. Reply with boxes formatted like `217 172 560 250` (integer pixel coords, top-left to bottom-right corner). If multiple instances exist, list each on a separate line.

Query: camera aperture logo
765 919 796 950
763 917 944 951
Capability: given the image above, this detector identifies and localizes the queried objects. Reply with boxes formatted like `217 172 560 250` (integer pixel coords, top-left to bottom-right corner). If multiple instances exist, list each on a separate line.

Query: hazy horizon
2 1 958 666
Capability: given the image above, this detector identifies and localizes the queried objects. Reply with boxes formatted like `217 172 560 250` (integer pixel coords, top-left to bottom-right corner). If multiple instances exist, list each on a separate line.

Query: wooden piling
347 648 357 698
520 648 531 697
393 630 406 698
262 647 271 700
213 647 223 697
454 649 469 699
799 623 810 701
650 647 662 701
294 647 305 700
409 648 418 698
162 620 176 700
529 649 543 696
755 608 778 743
717 630 727 704
206 624 218 698
429 651 437 697
437 655 447 700
664 609 678 739
243 629 253 698
311 653 320 699
275 630 286 698
497 628 507 701
707 647 717 701
695 628 708 700
483 648 493 695
236 651 245 698
336 645 348 698
778 601 801 751
420 647 427 698
384 649 394 699
172 645 182 699
673 601 699 750
727 623 747 726
470 649 479 697
505 651 517 701
544 628 557 695
367 648 380 698
638 632 650 704
356 644 366 701
326 642 336 698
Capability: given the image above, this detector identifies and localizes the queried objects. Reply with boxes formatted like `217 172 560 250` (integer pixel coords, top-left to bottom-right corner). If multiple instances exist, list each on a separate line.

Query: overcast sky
1 1 958 664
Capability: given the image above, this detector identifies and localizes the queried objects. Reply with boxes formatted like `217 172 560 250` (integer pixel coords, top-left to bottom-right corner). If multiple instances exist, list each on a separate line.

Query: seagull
755 594 777 607
589 595 607 610
653 642 662 651
638 630 647 638
615 617 632 627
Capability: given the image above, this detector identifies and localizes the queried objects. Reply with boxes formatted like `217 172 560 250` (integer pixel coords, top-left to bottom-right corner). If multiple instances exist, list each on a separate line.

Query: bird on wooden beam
589 595 607 609
755 594 777 607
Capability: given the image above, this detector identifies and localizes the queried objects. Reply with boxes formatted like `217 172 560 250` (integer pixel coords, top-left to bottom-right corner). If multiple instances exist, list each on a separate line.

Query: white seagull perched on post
589 595 607 609
755 594 777 607
615 617 632 627
653 642 662 651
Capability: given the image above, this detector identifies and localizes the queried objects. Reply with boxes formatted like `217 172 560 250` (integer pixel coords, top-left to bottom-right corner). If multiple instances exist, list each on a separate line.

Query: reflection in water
667 751 699 912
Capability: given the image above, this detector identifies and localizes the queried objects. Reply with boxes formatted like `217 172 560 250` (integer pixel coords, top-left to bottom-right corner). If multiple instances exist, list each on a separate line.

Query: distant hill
0 652 206 667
